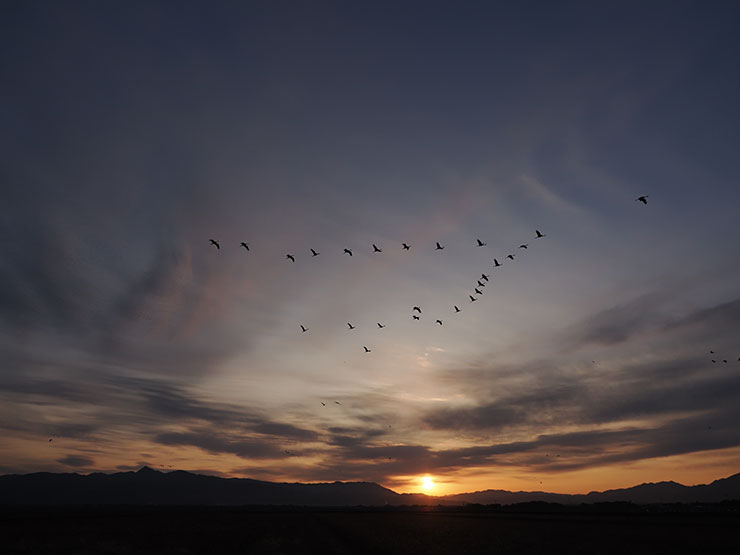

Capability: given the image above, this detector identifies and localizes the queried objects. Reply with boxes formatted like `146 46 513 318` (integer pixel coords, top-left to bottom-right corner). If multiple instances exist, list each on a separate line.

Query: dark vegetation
3 504 740 555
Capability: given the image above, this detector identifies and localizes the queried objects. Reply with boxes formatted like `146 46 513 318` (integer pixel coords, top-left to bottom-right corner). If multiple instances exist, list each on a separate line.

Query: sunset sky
2 1 740 495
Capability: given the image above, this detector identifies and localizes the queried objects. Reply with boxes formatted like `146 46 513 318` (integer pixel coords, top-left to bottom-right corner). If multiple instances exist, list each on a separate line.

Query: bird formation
709 350 740 364
207 197 651 356
218 230 547 352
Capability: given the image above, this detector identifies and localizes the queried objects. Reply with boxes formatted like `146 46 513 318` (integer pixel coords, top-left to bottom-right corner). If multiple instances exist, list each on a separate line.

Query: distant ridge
1 467 739 506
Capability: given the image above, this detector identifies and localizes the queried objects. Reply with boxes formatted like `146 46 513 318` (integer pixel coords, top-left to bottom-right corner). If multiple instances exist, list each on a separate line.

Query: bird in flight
635 195 649 204
321 402 326 406
310 248 320 257
377 323 386 329
506 254 515 260
474 288 483 295
454 305 461 313
209 239 220 250
493 258 501 267
519 244 528 249
240 242 250 251
334 401 341 405
363 346 371 353
469 295 477 302
477 280 486 288
413 306 422 313
372 244 382 253
347 322 356 330
476 239 487 247
436 319 443 326
536 230 546 238
343 248 353 256
435 242 444 250
412 315 420 320
300 325 309 333
286 254 295 262
481 273 490 281
402 243 410 250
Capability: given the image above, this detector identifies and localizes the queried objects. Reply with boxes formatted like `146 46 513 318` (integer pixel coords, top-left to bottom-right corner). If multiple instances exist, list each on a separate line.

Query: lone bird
506 254 515 260
363 346 371 353
435 242 445 250
372 244 382 253
286 254 295 262
476 239 487 247
454 305 461 313
310 248 320 257
240 242 250 251
300 325 309 333
412 315 420 320
536 230 546 238
519 244 528 249
474 288 483 295
436 319 443 325
321 402 326 406
343 248 353 256
377 323 386 329
481 273 490 281
402 243 410 250
209 239 220 250
347 322 356 330
469 295 477 302
493 258 501 267
636 195 649 204
413 306 422 313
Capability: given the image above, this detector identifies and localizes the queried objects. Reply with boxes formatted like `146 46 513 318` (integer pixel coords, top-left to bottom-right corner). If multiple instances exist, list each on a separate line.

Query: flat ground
3 507 739 554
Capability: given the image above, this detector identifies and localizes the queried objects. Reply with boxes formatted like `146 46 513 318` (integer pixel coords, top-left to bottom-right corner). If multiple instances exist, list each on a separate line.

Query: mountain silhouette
1 467 738 506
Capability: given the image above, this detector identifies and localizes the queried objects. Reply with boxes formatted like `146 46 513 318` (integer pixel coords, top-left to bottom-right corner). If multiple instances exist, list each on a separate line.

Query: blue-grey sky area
2 1 740 494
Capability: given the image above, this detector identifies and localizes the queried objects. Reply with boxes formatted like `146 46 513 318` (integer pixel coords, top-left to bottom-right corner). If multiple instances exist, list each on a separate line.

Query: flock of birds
208 227 552 353
205 196 660 355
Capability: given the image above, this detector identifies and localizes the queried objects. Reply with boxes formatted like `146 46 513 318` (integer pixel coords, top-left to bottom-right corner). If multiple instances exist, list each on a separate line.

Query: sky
2 0 740 495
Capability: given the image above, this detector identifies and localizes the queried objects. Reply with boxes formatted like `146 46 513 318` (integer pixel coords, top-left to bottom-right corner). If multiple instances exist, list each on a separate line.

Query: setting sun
421 476 435 491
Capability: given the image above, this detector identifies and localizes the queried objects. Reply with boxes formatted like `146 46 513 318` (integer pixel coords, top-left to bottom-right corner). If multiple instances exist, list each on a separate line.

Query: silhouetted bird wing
454 306 460 312
240 242 249 251
436 319 443 325
210 239 220 249
402 243 410 250
286 254 295 262
310 248 320 256
435 242 444 250
636 195 649 204
373 244 382 252
536 230 545 238
476 239 486 246
413 306 422 313
347 323 355 329
364 346 371 352
344 248 353 256
469 295 477 302
493 259 501 267
519 244 528 249
507 254 515 260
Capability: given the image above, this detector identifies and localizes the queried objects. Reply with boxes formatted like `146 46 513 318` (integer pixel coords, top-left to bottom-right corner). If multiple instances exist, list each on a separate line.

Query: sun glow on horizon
421 475 435 491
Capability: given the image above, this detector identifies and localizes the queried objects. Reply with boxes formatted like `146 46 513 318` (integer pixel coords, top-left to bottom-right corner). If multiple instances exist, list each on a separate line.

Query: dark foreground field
3 506 740 555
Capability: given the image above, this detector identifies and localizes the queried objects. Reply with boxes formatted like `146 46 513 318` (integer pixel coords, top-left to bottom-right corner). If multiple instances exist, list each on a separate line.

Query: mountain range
1 467 739 506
